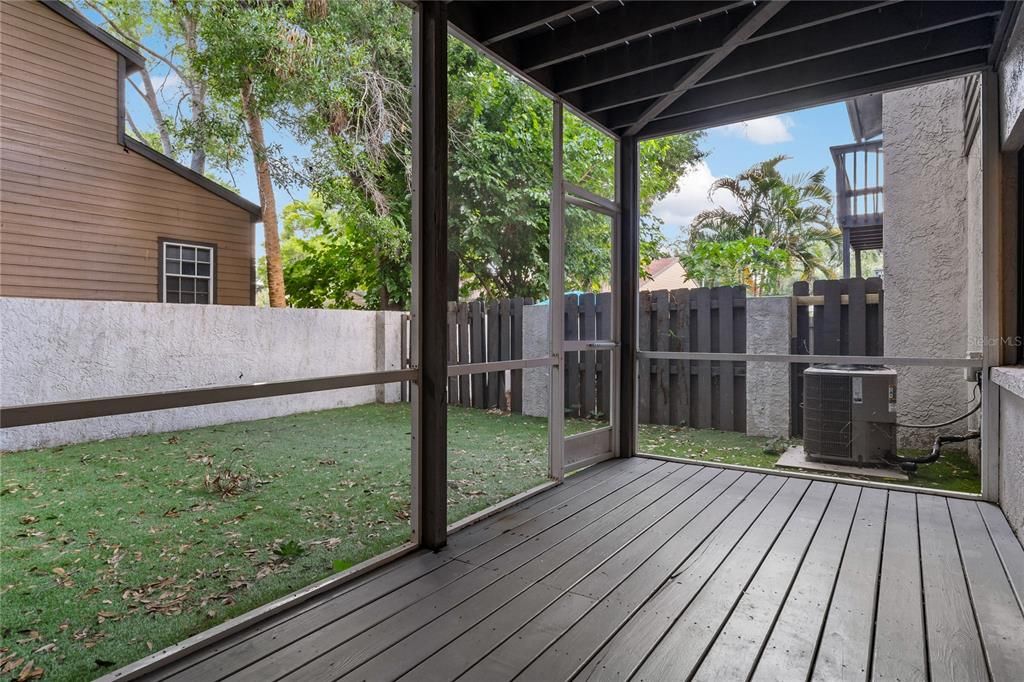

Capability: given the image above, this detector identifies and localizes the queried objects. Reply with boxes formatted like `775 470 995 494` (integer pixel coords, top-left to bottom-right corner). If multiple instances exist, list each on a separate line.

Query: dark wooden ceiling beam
600 18 995 130
514 1 749 72
543 8 753 95
462 2 603 46
572 2 1002 114
623 1 789 136
630 50 989 138
704 1 1004 84
748 0 898 41
547 1 893 95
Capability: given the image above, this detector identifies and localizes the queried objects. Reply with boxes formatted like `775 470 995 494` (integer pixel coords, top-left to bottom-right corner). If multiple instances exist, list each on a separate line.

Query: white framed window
162 240 214 304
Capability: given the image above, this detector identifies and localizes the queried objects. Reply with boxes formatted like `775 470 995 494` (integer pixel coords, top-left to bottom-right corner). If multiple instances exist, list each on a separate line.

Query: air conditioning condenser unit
803 364 897 466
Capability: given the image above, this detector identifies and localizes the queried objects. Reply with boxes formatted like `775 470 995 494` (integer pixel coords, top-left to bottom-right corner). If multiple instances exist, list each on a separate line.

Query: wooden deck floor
141 457 1024 682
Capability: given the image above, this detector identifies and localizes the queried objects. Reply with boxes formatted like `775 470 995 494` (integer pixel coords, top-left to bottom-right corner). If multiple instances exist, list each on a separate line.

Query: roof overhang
447 0 1021 139
41 0 145 74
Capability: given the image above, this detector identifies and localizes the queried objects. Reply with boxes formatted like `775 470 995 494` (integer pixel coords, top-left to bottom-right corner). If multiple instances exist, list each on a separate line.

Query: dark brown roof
39 1 261 219
448 0 1021 139
41 0 145 73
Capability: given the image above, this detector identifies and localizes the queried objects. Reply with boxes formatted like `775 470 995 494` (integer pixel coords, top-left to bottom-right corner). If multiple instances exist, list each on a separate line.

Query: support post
549 101 566 481
617 135 639 457
411 1 448 549
842 229 852 279
980 69 1004 503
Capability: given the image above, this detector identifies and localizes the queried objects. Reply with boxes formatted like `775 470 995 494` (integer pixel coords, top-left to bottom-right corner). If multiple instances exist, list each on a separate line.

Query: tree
78 0 243 176
680 237 789 295
277 34 704 308
189 0 335 308
688 155 840 289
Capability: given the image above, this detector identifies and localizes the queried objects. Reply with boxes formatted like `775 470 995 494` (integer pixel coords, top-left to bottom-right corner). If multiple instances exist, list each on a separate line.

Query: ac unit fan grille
804 374 852 460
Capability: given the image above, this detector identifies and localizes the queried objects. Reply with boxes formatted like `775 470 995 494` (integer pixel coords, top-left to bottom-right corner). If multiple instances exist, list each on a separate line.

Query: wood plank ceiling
447 0 1020 139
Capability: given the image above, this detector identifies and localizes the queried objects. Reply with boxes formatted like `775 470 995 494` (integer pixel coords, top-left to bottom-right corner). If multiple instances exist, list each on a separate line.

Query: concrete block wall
0 298 404 451
521 303 550 418
744 297 791 438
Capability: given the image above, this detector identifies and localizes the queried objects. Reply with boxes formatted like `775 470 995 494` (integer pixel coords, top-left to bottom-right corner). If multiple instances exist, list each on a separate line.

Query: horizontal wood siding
0 2 255 305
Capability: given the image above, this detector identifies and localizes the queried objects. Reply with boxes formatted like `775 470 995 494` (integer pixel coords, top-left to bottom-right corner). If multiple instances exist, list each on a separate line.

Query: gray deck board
626 478 812 682
948 499 1024 681
811 487 887 681
917 493 989 682
750 484 861 681
691 481 836 682
871 491 928 682
136 458 1024 682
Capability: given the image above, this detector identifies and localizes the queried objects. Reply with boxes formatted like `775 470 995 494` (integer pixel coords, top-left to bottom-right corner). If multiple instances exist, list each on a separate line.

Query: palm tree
689 155 841 285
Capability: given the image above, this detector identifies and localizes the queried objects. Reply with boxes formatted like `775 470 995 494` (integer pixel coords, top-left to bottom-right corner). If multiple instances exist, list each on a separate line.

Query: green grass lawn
1 404 979 680
636 424 981 493
0 403 549 682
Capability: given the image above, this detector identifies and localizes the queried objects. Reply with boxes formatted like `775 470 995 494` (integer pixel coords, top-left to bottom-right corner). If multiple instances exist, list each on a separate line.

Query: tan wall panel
0 1 255 306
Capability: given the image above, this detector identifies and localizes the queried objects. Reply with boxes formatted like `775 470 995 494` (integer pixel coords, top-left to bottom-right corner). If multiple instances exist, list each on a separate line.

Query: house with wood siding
0 0 261 305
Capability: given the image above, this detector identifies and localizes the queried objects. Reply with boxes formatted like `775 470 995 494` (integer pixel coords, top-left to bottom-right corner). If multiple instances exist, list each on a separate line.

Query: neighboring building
0 1 260 305
640 256 695 291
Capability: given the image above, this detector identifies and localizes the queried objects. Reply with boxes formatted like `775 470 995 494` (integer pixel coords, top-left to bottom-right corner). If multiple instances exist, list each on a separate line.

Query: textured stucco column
745 296 791 438
995 369 1024 543
882 80 970 448
521 303 550 418
375 311 405 404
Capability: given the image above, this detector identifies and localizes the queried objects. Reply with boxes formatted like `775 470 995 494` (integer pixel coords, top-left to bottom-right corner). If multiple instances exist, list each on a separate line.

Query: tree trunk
138 69 175 156
181 15 207 174
240 78 286 308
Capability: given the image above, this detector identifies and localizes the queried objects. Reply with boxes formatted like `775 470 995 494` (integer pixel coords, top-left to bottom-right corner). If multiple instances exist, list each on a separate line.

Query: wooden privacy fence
563 293 613 420
639 286 747 432
444 298 532 412
789 277 885 436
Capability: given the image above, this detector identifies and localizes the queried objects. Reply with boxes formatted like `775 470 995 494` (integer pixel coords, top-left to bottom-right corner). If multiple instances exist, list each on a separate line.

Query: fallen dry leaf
16 661 44 681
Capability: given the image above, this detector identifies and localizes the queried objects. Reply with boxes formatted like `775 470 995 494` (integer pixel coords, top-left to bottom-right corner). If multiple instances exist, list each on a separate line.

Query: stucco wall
1000 11 1024 149
0 298 404 451
521 304 550 418
993 368 1024 543
882 80 971 448
745 297 790 438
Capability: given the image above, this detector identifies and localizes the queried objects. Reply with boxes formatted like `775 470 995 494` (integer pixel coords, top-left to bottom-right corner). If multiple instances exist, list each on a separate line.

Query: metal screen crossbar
637 351 978 368
0 368 418 428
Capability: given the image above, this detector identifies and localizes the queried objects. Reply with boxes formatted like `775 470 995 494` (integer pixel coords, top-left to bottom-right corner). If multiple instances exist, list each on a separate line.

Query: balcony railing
831 139 884 228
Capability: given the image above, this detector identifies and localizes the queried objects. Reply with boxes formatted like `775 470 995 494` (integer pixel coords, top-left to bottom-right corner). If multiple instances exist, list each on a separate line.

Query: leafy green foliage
680 237 790 295
282 39 704 307
280 192 410 309
686 155 841 292
273 540 305 558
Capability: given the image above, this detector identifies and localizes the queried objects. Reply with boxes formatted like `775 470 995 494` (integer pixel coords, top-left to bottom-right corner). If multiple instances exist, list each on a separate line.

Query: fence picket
581 294 597 418
457 302 470 407
695 288 713 429
597 292 612 418
669 288 690 426
653 290 670 425
564 294 579 419
717 286 735 431
470 300 485 408
638 291 652 424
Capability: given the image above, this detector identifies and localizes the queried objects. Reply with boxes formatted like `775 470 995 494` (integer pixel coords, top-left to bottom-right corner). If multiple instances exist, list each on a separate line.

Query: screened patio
5 0 1017 679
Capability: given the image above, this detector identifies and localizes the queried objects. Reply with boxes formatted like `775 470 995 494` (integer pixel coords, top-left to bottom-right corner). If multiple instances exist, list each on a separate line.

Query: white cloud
651 161 739 242
717 115 794 144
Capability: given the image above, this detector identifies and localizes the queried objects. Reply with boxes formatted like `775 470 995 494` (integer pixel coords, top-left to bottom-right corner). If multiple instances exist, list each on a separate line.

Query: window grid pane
164 242 213 305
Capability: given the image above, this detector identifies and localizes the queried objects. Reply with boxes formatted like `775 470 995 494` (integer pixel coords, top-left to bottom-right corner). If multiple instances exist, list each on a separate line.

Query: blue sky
651 103 857 245
119 33 856 260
